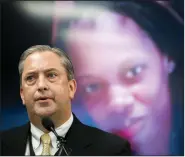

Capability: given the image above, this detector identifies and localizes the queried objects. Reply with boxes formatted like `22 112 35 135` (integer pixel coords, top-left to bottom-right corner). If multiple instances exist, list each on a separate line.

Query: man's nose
108 85 134 115
37 75 49 92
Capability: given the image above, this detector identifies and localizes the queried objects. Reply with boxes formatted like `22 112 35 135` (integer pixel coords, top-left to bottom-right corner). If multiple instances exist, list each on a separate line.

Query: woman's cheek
130 83 159 106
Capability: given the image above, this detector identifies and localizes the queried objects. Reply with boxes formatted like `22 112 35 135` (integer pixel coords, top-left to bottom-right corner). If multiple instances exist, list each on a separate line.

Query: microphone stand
57 136 69 156
50 127 72 156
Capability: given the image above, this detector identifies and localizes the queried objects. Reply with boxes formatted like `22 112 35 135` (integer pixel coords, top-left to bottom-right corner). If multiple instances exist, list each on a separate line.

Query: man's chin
34 108 56 118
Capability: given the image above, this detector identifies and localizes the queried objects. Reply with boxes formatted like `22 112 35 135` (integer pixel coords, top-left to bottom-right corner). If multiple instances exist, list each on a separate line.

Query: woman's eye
126 65 144 78
84 84 101 93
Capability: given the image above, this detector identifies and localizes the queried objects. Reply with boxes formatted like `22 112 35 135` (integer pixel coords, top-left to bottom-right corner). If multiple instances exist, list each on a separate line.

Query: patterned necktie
41 133 51 156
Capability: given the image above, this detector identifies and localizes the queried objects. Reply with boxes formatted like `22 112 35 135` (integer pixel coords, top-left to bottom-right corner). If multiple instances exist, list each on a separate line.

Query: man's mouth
35 97 53 102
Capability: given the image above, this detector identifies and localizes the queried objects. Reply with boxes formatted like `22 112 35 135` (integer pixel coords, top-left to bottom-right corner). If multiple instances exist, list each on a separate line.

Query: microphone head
41 117 55 132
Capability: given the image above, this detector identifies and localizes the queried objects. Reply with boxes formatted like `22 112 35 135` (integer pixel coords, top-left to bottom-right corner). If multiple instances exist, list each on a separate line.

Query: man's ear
68 79 77 100
163 56 175 74
20 87 25 105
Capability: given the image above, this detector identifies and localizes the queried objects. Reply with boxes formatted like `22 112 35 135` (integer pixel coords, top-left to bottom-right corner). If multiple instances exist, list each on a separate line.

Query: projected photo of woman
52 1 184 155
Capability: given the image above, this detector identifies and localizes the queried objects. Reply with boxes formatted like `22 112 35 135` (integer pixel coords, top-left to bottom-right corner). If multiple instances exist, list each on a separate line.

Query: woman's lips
113 117 145 139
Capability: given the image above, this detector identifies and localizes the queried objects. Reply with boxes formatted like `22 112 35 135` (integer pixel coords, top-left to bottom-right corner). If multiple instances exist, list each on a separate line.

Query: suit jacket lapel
64 114 93 155
4 122 30 155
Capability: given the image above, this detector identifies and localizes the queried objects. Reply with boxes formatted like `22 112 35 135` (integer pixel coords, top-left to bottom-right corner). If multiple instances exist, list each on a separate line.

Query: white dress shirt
25 113 73 155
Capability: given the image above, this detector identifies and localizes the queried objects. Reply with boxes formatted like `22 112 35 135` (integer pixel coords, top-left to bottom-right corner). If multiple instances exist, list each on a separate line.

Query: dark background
2 2 53 107
1 2 54 129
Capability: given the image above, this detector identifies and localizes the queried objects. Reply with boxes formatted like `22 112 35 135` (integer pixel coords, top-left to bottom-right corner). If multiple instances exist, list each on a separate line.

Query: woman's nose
108 85 134 115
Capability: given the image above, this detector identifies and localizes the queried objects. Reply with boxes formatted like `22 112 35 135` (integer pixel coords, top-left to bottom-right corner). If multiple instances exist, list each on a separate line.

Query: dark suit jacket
1 115 132 156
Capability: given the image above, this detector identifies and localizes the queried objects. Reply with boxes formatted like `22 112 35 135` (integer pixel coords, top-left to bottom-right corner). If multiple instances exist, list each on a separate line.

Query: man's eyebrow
24 71 37 76
24 68 59 76
44 68 59 72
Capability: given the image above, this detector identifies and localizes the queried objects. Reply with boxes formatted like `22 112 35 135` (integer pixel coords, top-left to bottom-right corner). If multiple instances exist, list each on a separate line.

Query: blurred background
1 1 184 155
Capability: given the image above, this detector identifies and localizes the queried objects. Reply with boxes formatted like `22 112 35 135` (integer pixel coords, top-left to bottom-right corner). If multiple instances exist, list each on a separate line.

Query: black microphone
41 117 71 156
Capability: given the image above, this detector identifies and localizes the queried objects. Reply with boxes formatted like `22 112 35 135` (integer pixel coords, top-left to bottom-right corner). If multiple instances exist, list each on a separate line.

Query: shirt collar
30 113 74 150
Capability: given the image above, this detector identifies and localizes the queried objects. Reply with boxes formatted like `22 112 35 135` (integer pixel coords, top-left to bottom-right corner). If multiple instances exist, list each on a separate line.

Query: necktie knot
41 133 51 144
41 133 51 155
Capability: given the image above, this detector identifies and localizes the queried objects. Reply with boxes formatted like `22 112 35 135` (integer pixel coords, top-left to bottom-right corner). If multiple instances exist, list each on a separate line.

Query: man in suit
1 45 131 156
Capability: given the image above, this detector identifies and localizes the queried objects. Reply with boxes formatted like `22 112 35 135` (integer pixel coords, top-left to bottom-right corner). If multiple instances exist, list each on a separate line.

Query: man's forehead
22 52 63 73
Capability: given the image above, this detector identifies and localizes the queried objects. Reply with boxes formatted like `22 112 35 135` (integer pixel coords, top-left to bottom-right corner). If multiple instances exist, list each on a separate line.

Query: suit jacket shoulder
65 115 132 155
1 123 30 156
82 124 131 155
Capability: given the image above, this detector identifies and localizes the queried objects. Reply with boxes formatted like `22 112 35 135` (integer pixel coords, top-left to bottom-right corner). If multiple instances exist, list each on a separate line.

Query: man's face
64 16 171 146
20 51 76 118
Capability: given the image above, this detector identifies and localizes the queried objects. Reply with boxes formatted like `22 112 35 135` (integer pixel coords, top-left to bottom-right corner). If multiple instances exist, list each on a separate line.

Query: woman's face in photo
59 12 172 149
